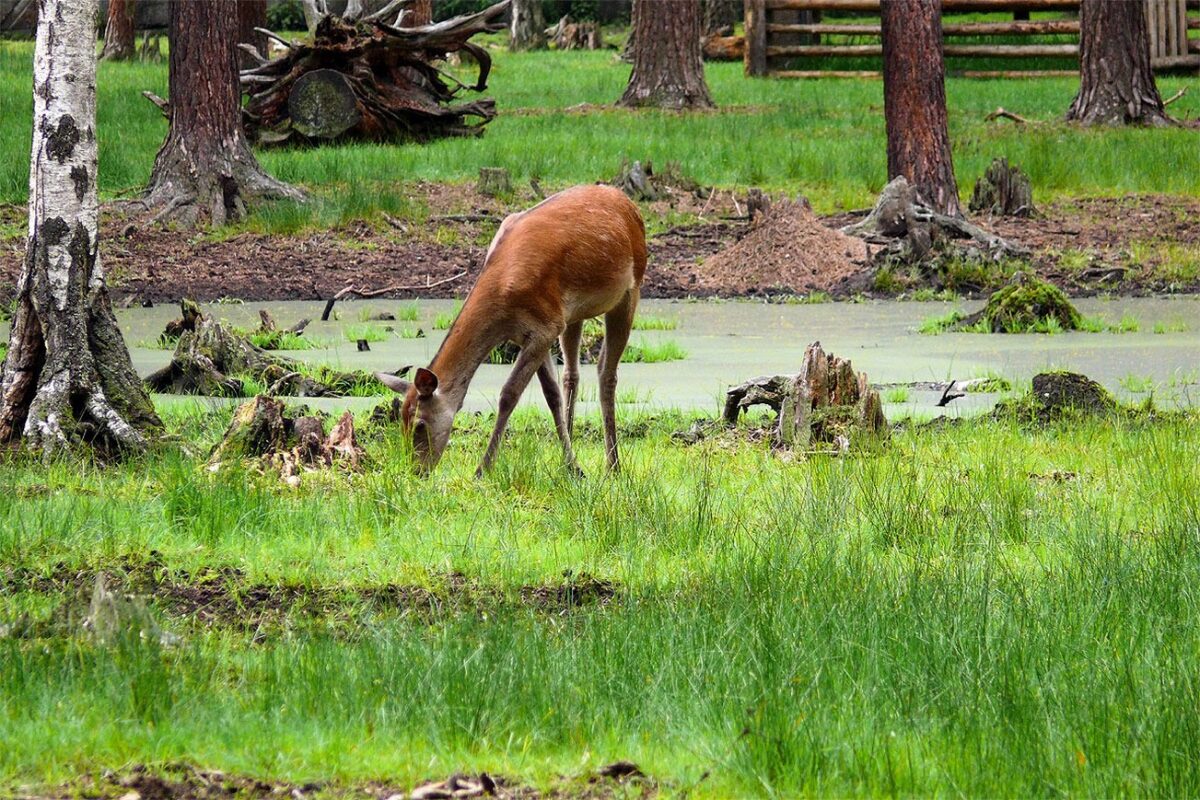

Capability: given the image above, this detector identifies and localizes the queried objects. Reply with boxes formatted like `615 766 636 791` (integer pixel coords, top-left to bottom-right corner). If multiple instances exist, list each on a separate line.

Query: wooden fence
744 0 1200 78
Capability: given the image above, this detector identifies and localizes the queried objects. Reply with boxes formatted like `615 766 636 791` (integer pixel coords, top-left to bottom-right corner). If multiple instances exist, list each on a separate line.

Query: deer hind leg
598 290 637 471
478 335 555 478
560 320 583 437
536 351 583 477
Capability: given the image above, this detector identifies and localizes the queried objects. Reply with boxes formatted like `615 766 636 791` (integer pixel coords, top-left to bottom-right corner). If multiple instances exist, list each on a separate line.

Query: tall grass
0 408 1197 795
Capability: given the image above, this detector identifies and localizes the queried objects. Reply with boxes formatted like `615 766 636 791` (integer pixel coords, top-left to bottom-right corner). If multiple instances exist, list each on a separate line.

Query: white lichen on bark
29 0 101 309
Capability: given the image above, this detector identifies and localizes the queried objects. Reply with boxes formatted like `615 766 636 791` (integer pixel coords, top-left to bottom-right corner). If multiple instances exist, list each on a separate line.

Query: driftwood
842 176 1029 264
969 157 1036 218
209 396 364 484
146 300 377 397
724 343 887 450
241 2 510 146
545 15 605 50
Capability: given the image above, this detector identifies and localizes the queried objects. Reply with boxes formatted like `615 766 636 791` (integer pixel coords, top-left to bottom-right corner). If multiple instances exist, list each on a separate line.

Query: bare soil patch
1 555 618 635
22 762 656 800
694 200 870 296
1 189 1194 302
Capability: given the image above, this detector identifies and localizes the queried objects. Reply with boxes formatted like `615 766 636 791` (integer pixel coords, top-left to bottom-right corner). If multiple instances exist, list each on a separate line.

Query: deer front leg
477 337 554 478
560 320 583 437
537 352 583 477
599 292 637 471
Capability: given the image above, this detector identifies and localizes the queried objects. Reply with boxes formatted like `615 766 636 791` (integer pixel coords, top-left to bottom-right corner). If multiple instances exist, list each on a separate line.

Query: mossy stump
1032 372 1114 415
959 272 1081 333
724 342 887 451
210 397 364 483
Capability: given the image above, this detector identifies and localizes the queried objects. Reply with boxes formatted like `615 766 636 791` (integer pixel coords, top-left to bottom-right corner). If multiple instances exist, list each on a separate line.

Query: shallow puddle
88 294 1200 417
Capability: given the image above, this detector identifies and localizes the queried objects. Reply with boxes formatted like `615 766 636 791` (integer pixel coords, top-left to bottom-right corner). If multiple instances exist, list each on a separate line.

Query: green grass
246 329 323 350
631 314 679 331
918 309 967 334
1154 319 1189 334
1 40 1197 234
883 387 910 403
433 301 465 331
621 337 687 363
1 404 1198 796
343 324 391 343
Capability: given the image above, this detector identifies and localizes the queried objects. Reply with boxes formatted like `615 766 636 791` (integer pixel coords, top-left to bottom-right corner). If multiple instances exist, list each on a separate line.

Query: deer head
375 367 454 473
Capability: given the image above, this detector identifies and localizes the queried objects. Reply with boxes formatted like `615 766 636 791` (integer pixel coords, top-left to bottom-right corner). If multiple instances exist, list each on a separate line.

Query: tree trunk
1066 0 1169 126
236 0 268 67
400 0 433 26
880 0 961 218
145 0 302 227
0 0 161 456
101 0 136 61
703 0 740 35
619 0 713 109
509 0 546 51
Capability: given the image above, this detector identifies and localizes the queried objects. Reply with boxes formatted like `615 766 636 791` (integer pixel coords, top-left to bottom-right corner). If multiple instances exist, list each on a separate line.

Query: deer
375 184 648 477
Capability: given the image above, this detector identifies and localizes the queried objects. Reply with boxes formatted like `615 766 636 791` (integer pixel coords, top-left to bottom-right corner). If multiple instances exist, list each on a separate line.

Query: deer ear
414 367 439 398
374 372 411 394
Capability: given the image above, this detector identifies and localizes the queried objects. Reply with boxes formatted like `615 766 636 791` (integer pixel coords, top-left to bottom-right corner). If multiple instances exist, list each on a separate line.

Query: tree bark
236 0 268 67
101 0 136 61
1066 0 1170 126
619 0 713 109
400 0 433 26
703 0 740 35
0 0 161 456
880 0 961 218
509 0 546 51
145 0 302 227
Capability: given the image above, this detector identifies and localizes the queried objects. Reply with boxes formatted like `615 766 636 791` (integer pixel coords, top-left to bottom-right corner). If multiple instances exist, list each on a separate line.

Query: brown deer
376 185 647 476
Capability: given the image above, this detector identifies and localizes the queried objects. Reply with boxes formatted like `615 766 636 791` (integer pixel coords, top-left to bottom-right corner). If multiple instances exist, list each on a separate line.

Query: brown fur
381 185 648 475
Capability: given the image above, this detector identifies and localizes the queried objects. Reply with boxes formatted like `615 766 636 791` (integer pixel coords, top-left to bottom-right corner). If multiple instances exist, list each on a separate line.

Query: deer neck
428 312 503 412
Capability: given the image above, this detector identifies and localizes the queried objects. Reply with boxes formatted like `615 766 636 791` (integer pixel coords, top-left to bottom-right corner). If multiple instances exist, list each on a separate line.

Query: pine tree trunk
0 0 161 456
510 0 546 51
236 0 268 67
144 0 302 227
1066 0 1170 126
619 0 713 109
400 0 433 26
703 0 740 35
880 0 961 218
101 0 136 61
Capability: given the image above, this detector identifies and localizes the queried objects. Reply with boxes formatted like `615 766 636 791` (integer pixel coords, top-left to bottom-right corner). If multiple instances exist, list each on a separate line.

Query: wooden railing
745 0 1200 78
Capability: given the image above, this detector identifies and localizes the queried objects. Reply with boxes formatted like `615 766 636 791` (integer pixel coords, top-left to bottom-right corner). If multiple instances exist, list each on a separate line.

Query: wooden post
745 0 768 75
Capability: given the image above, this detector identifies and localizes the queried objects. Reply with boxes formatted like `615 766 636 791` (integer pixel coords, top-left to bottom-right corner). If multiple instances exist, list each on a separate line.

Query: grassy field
2 400 1199 796
0 36 1197 236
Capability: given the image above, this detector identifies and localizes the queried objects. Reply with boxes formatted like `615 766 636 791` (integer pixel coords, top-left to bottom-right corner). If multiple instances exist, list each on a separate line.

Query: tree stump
612 160 659 201
477 167 512 197
777 342 886 449
724 344 886 450
210 398 364 481
145 300 376 397
546 15 605 50
969 158 1036 217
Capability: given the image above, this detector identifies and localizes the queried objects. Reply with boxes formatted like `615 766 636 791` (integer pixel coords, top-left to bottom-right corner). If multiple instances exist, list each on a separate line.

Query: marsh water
93 295 1200 418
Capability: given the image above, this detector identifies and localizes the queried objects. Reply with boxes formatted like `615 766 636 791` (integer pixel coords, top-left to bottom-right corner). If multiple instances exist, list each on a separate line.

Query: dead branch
985 107 1030 125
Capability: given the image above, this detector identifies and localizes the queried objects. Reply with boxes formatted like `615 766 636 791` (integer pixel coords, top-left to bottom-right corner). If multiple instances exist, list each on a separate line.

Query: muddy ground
1 188 1196 303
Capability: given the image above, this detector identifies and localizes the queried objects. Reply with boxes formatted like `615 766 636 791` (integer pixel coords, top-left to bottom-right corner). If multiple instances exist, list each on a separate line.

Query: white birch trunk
0 0 161 453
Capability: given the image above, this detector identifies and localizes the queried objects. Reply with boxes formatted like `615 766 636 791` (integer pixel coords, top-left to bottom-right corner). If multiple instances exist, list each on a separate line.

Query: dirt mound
695 200 870 295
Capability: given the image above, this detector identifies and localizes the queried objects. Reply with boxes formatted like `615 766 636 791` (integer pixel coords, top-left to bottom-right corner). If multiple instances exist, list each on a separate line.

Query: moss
979 272 1081 333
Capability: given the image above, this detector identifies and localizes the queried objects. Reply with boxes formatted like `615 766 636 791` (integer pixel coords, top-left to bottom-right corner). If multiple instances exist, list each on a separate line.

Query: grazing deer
376 184 647 476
